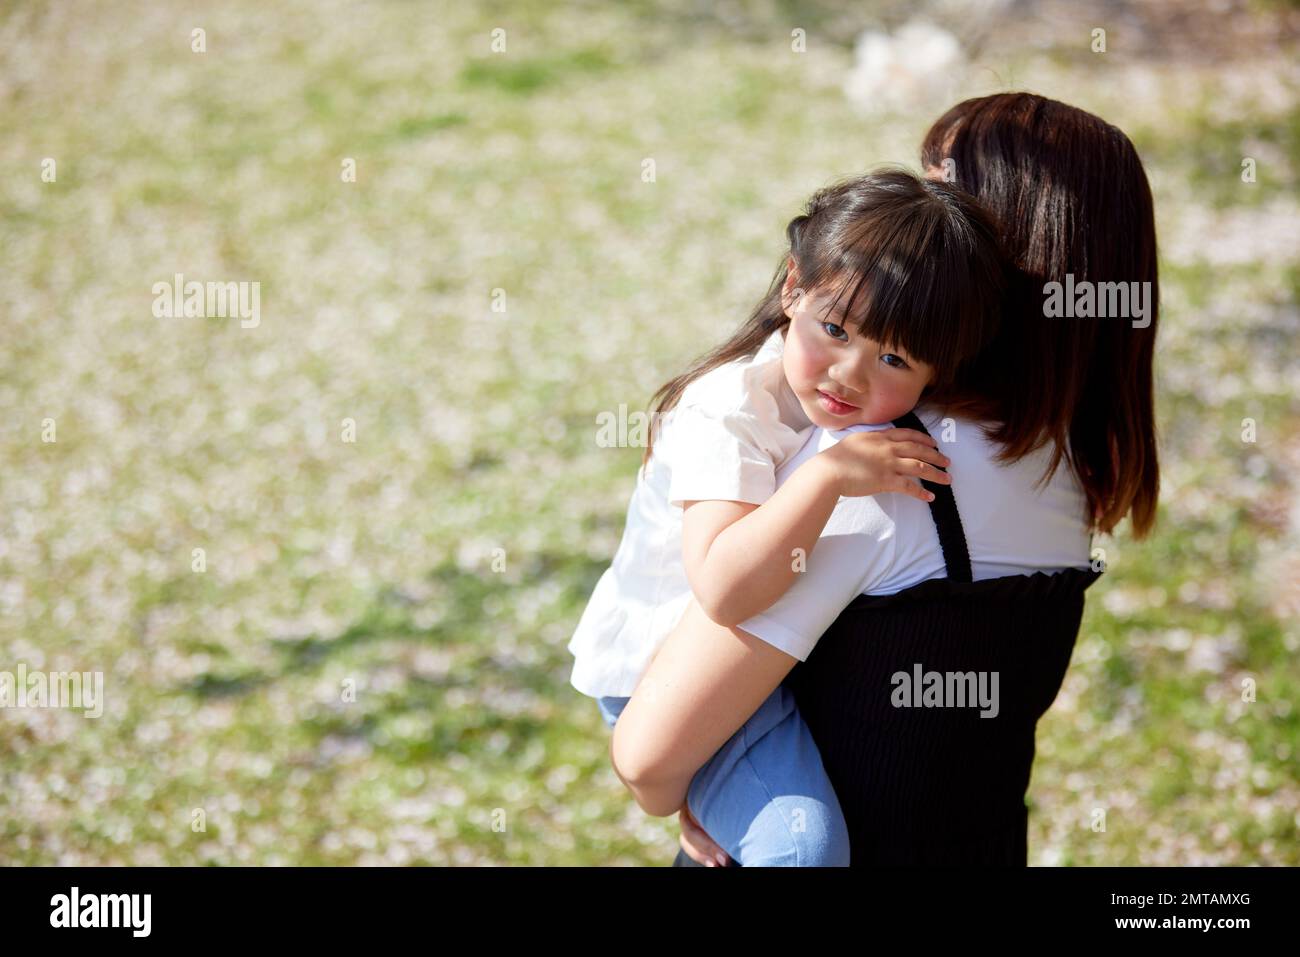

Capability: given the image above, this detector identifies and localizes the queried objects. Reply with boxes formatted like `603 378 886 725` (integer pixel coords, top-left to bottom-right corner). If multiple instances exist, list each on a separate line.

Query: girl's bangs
816 249 962 374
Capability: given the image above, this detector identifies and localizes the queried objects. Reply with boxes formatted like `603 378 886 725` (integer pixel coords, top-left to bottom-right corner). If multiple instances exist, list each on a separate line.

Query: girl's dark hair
641 167 1005 468
919 92 1160 539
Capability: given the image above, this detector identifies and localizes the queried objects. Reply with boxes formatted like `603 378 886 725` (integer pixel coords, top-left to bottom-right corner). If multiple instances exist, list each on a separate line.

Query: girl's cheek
798 347 827 386
785 329 822 385
796 330 831 377
878 380 926 419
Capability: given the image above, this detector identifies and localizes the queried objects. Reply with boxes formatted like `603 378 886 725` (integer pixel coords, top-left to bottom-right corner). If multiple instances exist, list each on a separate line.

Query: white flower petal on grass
843 20 964 114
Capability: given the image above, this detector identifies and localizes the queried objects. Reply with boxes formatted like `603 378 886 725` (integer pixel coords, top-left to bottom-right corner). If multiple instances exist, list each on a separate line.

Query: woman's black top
673 411 1102 866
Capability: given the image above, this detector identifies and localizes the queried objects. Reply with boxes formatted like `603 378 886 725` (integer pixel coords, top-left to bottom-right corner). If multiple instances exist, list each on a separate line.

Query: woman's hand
679 801 732 867
816 427 951 502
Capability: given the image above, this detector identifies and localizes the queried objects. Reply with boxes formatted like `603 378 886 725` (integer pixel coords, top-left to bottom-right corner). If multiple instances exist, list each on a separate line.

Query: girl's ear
919 358 940 388
780 258 802 316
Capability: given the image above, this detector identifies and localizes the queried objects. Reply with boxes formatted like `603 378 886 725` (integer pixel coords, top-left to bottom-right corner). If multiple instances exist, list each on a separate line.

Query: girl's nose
830 365 869 399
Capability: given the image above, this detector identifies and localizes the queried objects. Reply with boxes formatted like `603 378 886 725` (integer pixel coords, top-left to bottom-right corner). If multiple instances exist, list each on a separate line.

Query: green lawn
1 0 1296 864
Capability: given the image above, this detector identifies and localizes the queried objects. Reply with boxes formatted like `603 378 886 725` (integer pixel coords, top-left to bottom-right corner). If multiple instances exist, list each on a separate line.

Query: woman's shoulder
911 406 1091 565
912 406 998 443
911 405 1072 486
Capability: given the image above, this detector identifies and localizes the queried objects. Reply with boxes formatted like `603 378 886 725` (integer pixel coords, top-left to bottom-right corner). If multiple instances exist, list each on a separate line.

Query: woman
608 92 1160 865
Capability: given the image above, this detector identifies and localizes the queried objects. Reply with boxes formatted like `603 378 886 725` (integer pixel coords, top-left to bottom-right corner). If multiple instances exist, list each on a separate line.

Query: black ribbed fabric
784 567 1098 865
673 412 1102 867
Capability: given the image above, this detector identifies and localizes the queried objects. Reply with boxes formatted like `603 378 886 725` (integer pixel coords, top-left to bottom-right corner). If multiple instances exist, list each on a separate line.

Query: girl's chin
808 412 857 430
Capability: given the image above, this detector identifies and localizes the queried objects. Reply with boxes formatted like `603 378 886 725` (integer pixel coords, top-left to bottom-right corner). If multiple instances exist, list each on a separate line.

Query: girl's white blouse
567 328 814 698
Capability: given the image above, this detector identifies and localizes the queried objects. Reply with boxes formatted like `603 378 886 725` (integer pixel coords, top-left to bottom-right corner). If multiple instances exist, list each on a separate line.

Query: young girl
568 167 1005 865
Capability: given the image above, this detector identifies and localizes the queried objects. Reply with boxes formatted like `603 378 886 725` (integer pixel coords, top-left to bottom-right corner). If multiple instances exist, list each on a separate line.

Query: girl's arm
681 455 840 627
683 429 950 627
610 597 799 816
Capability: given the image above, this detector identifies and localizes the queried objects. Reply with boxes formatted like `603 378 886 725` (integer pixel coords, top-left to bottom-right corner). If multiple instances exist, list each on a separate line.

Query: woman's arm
681 456 841 627
609 597 799 816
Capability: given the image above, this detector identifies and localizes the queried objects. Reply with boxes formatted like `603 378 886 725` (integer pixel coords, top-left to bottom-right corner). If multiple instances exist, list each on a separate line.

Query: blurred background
1 0 1297 865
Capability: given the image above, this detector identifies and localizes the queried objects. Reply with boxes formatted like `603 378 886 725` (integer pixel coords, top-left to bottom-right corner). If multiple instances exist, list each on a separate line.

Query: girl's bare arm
680 456 840 627
682 428 948 627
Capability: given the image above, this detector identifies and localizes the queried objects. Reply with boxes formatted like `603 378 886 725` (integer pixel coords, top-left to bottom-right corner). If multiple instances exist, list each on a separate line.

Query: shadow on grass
178 549 609 705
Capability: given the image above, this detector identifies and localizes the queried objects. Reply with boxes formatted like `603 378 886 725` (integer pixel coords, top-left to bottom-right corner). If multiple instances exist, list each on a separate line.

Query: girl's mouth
817 390 860 416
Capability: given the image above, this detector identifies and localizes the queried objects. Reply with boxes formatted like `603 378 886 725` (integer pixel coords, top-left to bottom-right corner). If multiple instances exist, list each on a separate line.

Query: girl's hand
816 427 951 502
679 801 732 867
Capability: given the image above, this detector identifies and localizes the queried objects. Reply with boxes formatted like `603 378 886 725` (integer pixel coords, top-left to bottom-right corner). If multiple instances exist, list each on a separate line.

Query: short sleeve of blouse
662 401 781 508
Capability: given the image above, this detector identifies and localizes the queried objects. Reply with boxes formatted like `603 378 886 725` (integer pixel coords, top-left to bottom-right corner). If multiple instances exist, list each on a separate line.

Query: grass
0 0 1297 864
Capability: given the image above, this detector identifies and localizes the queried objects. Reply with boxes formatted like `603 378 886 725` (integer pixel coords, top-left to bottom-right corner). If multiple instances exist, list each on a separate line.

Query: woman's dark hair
920 92 1160 539
641 167 1005 468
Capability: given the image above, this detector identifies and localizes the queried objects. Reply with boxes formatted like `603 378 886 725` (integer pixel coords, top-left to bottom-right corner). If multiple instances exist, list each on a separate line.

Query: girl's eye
881 353 910 370
821 321 849 342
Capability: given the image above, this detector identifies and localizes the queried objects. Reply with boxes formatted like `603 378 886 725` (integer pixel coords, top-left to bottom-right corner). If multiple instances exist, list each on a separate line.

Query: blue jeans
599 683 850 866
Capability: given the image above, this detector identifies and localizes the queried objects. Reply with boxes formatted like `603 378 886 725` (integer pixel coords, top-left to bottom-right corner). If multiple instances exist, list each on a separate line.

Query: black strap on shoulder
891 410 973 583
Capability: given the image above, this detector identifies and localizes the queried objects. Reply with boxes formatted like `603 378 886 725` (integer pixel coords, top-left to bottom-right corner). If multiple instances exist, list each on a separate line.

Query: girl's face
779 262 936 428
